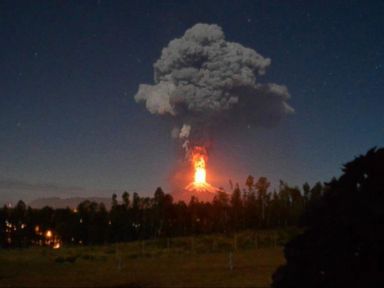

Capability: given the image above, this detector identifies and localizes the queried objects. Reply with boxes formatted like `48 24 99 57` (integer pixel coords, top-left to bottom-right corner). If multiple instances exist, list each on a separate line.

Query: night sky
1 0 383 203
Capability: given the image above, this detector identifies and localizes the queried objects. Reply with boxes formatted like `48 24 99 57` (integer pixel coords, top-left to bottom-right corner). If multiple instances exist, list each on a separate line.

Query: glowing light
185 146 217 194
191 146 208 186
45 230 53 238
53 242 61 249
194 155 206 185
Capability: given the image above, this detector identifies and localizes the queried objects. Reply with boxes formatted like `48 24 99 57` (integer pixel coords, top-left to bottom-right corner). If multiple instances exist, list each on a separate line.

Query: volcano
185 181 217 194
184 182 217 202
182 146 218 201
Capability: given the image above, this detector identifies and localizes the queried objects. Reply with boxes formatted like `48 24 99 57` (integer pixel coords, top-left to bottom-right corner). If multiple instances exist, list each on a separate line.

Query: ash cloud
135 23 293 151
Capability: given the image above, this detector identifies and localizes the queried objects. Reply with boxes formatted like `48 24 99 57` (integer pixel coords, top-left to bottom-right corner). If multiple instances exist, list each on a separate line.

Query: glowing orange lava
193 152 207 185
185 146 217 193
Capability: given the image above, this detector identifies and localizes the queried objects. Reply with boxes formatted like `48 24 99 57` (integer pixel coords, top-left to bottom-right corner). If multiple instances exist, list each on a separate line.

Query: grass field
0 230 294 287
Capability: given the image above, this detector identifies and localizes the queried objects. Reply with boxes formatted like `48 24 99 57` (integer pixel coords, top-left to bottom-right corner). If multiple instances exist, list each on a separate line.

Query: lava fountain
185 146 217 193
193 148 207 185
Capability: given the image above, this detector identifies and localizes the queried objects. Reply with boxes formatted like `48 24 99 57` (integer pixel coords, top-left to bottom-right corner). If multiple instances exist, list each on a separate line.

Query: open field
0 231 293 287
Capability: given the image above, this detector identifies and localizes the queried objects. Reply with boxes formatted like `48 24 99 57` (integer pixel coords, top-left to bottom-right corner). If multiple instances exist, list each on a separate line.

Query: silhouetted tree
302 182 311 203
245 175 255 193
54 208 76 244
111 193 118 209
272 148 384 288
244 175 258 228
230 184 243 231
122 191 130 209
173 201 188 235
11 201 29 247
212 190 230 233
255 176 271 227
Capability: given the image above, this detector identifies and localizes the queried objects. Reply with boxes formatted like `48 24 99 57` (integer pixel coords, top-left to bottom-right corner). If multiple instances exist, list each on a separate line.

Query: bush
272 148 384 288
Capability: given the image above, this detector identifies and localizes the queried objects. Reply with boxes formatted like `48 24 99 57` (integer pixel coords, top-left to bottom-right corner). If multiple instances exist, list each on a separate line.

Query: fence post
190 237 194 253
274 233 277 247
228 251 234 271
167 238 170 250
116 244 123 271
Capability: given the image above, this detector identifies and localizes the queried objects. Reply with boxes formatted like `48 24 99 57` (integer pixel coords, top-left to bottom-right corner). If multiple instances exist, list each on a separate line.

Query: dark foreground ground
0 231 288 287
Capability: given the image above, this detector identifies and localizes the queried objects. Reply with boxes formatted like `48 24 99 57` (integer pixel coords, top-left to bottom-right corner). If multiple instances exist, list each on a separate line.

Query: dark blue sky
1 0 383 203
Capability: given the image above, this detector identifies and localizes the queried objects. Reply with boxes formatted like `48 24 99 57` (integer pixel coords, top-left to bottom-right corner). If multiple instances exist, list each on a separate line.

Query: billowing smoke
135 23 293 156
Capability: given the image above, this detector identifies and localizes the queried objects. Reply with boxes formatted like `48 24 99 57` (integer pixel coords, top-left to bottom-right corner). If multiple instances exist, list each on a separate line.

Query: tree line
0 176 325 248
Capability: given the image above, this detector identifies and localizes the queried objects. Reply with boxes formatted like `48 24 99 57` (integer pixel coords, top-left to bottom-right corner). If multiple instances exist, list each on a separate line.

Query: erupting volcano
134 23 293 201
185 146 217 193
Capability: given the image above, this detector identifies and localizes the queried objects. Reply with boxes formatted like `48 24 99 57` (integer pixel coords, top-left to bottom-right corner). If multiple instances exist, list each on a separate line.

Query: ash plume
135 23 293 154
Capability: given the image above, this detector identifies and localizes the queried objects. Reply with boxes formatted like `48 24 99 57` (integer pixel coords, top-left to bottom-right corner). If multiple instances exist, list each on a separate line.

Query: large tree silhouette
272 148 384 288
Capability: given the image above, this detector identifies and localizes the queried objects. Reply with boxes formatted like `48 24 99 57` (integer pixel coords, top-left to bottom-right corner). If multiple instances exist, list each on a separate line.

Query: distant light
45 230 53 238
53 242 61 249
